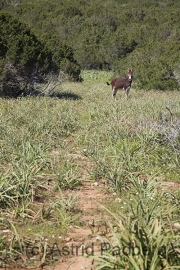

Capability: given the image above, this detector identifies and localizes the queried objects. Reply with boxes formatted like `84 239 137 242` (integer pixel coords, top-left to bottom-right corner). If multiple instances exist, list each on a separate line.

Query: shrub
0 12 54 97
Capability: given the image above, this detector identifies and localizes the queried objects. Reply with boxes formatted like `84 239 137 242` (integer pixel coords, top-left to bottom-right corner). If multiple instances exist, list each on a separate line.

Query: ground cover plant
0 73 180 268
93 177 180 269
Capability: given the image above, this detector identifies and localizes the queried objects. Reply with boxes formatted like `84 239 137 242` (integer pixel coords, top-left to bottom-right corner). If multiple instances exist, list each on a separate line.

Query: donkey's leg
112 87 118 99
125 86 131 98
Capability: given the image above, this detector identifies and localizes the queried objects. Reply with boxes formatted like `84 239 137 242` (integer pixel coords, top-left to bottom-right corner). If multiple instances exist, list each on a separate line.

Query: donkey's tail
106 82 111 86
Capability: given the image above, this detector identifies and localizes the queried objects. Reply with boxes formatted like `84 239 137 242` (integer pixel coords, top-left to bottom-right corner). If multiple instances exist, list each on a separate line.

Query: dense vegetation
0 0 180 96
0 13 54 97
0 1 179 267
0 10 81 97
0 79 180 268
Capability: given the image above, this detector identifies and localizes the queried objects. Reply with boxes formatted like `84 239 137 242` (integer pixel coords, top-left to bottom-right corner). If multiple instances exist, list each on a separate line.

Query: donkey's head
127 68 133 81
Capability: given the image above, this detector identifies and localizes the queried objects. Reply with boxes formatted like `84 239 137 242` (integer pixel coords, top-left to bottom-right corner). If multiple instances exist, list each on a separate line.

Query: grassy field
0 75 180 268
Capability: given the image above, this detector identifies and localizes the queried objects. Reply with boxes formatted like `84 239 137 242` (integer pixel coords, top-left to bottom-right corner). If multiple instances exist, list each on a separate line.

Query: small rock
65 237 71 242
173 223 180 230
1 229 12 233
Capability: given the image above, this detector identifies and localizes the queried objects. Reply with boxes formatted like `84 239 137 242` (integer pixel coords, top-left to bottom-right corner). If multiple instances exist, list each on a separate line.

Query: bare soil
52 153 110 270
54 181 108 270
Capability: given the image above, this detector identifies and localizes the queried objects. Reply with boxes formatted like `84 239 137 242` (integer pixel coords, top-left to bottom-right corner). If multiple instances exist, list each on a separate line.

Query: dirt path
54 183 106 269
53 188 108 269
52 152 109 270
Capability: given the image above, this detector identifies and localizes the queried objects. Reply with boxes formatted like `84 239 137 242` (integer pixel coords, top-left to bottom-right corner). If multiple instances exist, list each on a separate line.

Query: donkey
106 68 133 99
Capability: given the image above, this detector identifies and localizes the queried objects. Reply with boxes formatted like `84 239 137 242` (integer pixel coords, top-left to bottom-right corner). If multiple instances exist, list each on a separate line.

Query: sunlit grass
81 69 114 82
0 77 180 267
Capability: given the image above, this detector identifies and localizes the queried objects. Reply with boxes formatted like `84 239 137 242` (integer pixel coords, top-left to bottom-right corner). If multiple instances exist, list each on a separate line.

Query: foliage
0 81 180 267
0 94 81 267
80 70 114 82
0 12 55 97
0 11 81 98
40 34 81 81
95 178 180 269
121 40 180 90
56 160 81 190
1 0 179 90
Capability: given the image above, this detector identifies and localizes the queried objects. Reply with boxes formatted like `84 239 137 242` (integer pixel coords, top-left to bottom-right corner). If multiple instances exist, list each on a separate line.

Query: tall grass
94 178 180 269
0 77 180 267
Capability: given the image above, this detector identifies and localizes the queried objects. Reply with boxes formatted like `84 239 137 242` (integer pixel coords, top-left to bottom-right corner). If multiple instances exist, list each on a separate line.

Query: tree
42 34 81 81
0 12 54 97
122 41 180 90
1 0 180 91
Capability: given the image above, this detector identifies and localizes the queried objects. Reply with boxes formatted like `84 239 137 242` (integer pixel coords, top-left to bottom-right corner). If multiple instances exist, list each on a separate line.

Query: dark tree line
0 0 180 96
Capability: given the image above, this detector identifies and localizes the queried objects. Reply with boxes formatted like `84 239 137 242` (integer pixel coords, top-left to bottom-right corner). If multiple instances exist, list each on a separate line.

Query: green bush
0 12 54 97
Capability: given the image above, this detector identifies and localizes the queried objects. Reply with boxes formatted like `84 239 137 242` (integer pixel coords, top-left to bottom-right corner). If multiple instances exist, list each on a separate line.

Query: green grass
0 76 180 268
81 69 114 82
94 178 180 269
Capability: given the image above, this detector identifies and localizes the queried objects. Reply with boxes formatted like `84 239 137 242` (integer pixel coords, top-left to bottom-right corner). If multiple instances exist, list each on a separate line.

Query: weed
0 80 180 268
94 177 180 269
56 159 82 190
